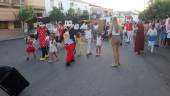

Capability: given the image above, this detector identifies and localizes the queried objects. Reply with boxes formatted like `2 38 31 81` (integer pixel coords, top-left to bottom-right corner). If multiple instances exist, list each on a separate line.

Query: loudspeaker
0 66 29 96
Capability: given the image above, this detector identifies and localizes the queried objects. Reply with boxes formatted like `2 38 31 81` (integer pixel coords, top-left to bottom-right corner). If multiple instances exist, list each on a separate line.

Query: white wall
45 0 90 16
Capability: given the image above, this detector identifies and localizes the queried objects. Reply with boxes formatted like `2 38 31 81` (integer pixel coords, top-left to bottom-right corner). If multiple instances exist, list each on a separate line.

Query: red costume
26 39 35 53
63 32 75 66
65 44 75 63
37 26 48 48
126 23 133 31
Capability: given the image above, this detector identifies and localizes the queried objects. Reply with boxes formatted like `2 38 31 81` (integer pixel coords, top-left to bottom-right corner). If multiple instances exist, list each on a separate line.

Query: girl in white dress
48 33 58 63
96 33 102 56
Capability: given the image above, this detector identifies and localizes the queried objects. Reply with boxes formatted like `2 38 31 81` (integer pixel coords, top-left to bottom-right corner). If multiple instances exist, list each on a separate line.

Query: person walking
147 24 158 53
85 26 92 56
109 17 120 67
125 21 134 44
37 23 49 61
134 21 145 54
165 18 170 46
48 33 58 63
63 29 75 66
96 33 103 56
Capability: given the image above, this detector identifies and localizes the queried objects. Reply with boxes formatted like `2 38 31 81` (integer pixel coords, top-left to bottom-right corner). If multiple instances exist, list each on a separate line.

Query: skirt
26 47 35 53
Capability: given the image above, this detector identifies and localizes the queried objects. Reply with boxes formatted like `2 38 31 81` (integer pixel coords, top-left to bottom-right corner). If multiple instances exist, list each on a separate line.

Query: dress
96 36 102 46
49 40 57 53
26 40 35 53
134 24 144 53
37 26 48 48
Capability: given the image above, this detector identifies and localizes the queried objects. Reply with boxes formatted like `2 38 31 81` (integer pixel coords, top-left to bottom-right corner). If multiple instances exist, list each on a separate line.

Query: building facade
45 0 90 16
0 0 45 30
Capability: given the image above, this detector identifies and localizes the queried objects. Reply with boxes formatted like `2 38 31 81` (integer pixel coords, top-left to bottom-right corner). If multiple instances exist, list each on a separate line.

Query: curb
0 36 25 42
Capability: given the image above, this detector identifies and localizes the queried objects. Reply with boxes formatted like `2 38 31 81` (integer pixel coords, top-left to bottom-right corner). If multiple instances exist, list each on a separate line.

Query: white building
45 0 90 16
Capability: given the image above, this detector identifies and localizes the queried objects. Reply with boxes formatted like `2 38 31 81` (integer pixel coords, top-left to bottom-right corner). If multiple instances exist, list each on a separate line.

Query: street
0 39 170 96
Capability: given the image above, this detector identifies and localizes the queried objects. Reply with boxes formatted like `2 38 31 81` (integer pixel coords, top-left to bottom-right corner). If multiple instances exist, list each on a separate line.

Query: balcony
12 0 24 7
0 0 10 6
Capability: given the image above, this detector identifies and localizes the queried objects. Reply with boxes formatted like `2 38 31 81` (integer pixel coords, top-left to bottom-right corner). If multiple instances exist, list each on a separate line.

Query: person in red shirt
37 23 49 61
125 21 134 44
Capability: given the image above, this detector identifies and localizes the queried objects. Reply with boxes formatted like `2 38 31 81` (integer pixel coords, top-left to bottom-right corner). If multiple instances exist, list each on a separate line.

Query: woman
165 18 170 46
134 21 145 54
109 17 120 67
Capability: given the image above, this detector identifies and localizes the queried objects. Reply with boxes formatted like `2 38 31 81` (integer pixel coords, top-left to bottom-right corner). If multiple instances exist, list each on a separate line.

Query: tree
139 1 170 21
49 7 65 22
19 6 35 33
80 10 89 20
66 8 77 19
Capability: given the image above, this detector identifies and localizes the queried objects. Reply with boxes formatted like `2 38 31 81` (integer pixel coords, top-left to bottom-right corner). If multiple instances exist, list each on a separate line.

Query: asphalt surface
0 39 170 96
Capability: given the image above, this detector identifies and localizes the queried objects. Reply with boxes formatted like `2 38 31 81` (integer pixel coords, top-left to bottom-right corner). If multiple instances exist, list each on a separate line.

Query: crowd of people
25 20 103 67
24 17 170 68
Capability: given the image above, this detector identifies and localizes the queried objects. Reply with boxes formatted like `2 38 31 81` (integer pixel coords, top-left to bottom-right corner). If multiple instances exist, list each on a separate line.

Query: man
125 21 134 44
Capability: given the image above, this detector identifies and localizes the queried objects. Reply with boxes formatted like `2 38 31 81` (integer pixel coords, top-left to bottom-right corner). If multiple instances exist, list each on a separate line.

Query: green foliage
49 7 65 21
66 8 77 19
80 10 89 20
139 0 170 21
19 6 35 22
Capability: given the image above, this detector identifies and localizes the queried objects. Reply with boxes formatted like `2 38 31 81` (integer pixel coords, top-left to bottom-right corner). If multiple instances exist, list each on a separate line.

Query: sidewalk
0 29 24 41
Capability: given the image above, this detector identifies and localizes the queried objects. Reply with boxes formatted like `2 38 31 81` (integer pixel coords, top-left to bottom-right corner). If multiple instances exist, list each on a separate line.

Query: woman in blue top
147 24 157 53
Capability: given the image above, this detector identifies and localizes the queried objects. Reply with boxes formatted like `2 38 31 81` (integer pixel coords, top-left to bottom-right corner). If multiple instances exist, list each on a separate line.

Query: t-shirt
85 29 92 39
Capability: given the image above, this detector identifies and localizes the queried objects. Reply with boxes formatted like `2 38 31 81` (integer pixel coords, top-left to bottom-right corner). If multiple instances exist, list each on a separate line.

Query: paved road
0 39 170 96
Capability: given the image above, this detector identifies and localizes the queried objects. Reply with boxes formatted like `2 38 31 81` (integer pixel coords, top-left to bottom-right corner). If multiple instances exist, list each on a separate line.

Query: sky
83 0 150 11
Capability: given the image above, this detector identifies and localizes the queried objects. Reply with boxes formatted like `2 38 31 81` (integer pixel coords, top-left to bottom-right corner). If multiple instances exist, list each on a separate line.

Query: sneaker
111 64 119 67
66 62 70 67
45 54 49 58
40 58 46 61
25 57 29 61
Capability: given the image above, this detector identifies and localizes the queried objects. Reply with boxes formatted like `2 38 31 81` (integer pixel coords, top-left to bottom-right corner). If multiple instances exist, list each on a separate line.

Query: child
25 35 36 61
96 33 102 56
48 33 58 63
85 26 92 56
159 26 166 46
63 29 75 66
75 32 83 57
147 24 158 53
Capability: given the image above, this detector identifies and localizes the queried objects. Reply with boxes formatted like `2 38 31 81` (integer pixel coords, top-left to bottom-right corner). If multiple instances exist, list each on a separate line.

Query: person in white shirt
80 22 88 35
92 23 99 41
85 26 92 56
52 24 60 42
48 33 58 63
109 17 120 67
147 24 158 53
96 33 102 56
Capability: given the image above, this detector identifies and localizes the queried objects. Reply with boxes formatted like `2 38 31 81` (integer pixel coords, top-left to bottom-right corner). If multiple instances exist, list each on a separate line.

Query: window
36 13 43 17
0 21 8 29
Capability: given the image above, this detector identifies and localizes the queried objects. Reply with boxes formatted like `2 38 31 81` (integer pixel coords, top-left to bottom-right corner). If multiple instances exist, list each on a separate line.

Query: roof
70 0 90 4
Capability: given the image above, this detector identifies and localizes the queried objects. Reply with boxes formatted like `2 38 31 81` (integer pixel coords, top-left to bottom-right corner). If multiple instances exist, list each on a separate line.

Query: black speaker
0 66 29 96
